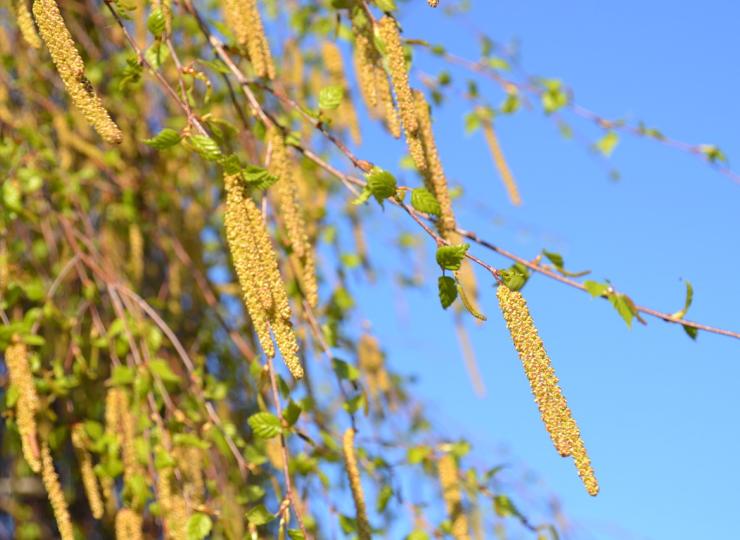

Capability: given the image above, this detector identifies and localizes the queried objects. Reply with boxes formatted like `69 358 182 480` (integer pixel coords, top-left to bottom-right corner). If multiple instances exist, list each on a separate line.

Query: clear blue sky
346 1 740 538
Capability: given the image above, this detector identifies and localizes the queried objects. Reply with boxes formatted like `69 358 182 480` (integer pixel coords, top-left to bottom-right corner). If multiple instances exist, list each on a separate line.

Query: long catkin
342 428 372 540
437 453 470 540
41 442 74 540
15 0 41 49
32 0 122 143
5 339 41 472
224 174 304 378
268 128 319 308
482 120 521 206
115 508 144 540
223 0 275 79
71 425 104 519
496 285 598 496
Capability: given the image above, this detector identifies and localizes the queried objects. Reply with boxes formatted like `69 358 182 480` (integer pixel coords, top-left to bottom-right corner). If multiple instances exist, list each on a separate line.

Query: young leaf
143 128 181 149
247 412 282 439
147 8 166 37
186 514 213 540
282 400 302 427
499 262 530 291
583 280 609 298
595 131 619 157
672 280 694 319
318 85 344 110
366 167 397 202
457 281 487 321
436 244 469 271
411 187 441 216
147 359 181 384
245 504 276 526
188 135 223 162
438 276 457 309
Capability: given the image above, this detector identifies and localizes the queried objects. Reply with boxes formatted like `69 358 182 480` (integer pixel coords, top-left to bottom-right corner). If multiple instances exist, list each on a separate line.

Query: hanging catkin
223 0 275 79
496 284 598 496
379 16 426 161
32 0 122 143
482 119 521 206
15 0 41 49
115 508 144 540
437 453 471 540
342 428 372 540
321 41 361 144
268 128 319 308
224 174 304 378
41 442 74 540
5 339 41 472
72 424 104 519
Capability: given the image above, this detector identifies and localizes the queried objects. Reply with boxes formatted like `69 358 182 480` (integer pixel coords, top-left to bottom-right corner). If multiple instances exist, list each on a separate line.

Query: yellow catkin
176 445 205 504
268 128 318 308
71 425 104 519
414 90 456 236
224 175 304 377
378 17 417 135
342 428 372 540
321 41 361 144
265 437 284 470
5 339 41 472
223 0 275 79
482 120 521 206
358 334 391 412
428 0 440 6
0 240 8 295
40 442 74 540
32 0 122 143
15 0 41 49
438 453 470 540
376 66 402 138
115 508 144 540
129 223 144 284
496 285 599 496
158 469 189 540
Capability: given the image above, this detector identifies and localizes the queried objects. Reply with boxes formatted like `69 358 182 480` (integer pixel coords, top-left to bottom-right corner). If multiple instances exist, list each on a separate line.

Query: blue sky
345 1 740 538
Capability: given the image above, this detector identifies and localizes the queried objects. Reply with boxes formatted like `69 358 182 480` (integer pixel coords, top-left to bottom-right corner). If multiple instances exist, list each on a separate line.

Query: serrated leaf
318 85 344 110
147 8 166 37
248 412 282 439
332 358 360 381
365 167 397 203
188 135 223 162
186 513 212 540
438 276 457 309
411 188 441 216
144 128 181 150
499 262 529 291
145 42 169 69
245 504 276 526
583 280 609 298
241 165 278 190
147 359 181 384
436 244 469 271
282 401 302 427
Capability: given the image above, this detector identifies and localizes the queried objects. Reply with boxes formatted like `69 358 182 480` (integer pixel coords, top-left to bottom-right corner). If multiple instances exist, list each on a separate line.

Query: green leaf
186 513 213 540
493 494 521 518
318 85 344 110
110 365 135 386
583 280 609 298
457 281 487 321
351 188 372 206
540 79 568 114
542 250 589 278
595 131 619 157
406 531 430 540
374 0 397 11
287 530 306 540
147 359 181 384
438 276 457 309
700 144 727 164
144 128 181 149
282 401 302 427
376 485 393 513
247 412 282 439
241 165 278 190
144 41 169 69
683 324 698 340
365 167 397 203
410 188 441 216
188 135 223 162
436 244 469 271
245 504 276 526
499 262 530 291
147 8 166 37
332 358 360 382
609 293 636 328
672 280 693 319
